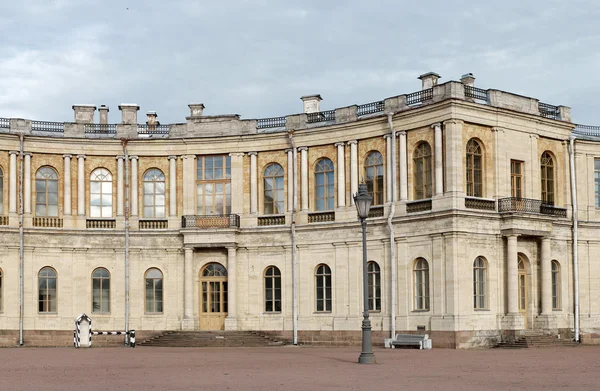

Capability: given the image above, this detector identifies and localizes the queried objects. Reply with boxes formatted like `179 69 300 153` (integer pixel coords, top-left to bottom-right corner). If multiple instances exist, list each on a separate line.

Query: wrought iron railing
0 216 8 225
540 204 568 218
181 214 240 228
257 116 286 129
138 124 169 134
306 110 335 124
33 217 63 228
539 102 560 120
498 197 566 217
464 86 489 102
406 199 432 213
86 219 116 229
32 121 64 132
257 215 285 226
139 219 168 230
85 124 117 134
406 88 433 106
573 124 600 137
367 206 384 218
465 197 496 211
357 101 385 116
308 211 335 223
0 118 9 129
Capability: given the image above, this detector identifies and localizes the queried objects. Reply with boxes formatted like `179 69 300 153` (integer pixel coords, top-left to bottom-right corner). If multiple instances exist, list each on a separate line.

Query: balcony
406 199 432 214
86 219 116 229
368 206 385 218
498 197 567 218
257 215 285 226
33 217 63 228
465 197 496 211
181 215 240 229
308 211 335 223
139 219 168 230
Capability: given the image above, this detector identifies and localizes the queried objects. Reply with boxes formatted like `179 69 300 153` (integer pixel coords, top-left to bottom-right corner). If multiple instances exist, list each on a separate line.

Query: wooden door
518 258 528 328
199 263 228 330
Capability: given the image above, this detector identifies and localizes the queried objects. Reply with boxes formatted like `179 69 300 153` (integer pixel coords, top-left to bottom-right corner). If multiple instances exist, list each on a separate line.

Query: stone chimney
418 72 441 90
118 104 140 125
301 94 322 114
188 103 205 118
147 111 159 125
98 105 109 124
460 73 476 87
72 105 96 124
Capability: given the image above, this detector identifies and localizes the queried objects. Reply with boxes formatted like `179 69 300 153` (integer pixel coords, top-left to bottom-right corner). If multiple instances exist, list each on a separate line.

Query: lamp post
354 181 376 364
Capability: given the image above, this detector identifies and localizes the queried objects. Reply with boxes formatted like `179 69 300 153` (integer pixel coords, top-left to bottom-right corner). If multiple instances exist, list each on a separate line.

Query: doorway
199 263 228 330
518 256 528 328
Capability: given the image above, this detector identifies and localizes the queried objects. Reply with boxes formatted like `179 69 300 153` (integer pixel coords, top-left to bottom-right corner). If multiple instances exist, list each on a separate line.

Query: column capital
383 134 391 140
334 142 345 148
62 154 72 159
397 131 407 137
9 150 19 155
77 154 86 159
284 148 293 153
182 154 197 160
297 146 308 152
529 133 540 139
229 152 245 157
129 155 139 160
247 151 258 156
168 155 178 160
184 247 194 253
442 119 464 126
226 245 237 251
347 140 358 146
23 152 32 157
430 122 442 129
116 155 125 160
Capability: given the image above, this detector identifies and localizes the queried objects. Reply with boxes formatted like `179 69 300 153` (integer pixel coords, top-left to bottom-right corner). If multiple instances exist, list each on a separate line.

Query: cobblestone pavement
0 345 599 390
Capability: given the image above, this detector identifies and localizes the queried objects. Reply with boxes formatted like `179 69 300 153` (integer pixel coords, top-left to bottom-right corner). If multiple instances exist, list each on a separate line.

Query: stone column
62 154 71 215
285 149 293 211
385 135 392 202
130 156 138 217
398 131 408 201
335 143 346 207
168 156 177 216
183 247 194 328
182 155 196 215
443 119 465 194
116 156 124 216
77 155 86 215
433 123 443 195
9 151 18 213
23 153 32 214
229 153 244 214
299 147 308 210
227 246 237 319
541 238 552 315
348 140 358 205
507 235 519 314
249 152 257 214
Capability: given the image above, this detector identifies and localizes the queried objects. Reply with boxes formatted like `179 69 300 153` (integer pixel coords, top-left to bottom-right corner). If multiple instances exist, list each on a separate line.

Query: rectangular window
511 160 523 198
197 155 231 215
595 159 600 207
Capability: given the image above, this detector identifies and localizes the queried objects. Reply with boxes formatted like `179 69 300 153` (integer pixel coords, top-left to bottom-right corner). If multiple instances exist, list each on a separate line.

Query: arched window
92 268 110 313
203 263 227 277
552 260 561 310
35 167 58 216
90 168 112 218
541 152 554 205
264 266 281 312
264 163 284 214
466 139 483 197
473 257 487 309
0 168 3 214
315 158 334 211
39 267 57 313
413 258 429 311
0 268 3 312
365 152 384 205
315 264 332 312
143 169 166 218
367 261 381 311
145 268 163 313
414 142 432 200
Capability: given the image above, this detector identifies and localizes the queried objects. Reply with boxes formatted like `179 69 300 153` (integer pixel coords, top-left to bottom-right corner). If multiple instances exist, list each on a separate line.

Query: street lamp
354 181 376 364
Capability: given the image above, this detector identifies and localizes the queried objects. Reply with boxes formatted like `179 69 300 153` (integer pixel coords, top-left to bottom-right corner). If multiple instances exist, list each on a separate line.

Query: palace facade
0 72 598 348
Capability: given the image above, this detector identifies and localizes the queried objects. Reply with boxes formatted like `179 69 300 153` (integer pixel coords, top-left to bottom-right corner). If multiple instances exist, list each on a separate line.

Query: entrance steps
495 331 579 349
138 331 285 348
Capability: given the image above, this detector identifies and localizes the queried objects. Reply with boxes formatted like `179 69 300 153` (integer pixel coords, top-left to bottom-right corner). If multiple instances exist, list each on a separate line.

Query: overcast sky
0 0 598 125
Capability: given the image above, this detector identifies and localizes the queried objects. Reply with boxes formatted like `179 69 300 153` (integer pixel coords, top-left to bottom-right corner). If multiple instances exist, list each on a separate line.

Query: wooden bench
390 334 432 349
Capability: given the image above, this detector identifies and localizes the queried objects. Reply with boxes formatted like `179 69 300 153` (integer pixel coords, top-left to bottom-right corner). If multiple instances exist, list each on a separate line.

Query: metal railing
85 124 117 134
465 197 496 211
32 121 64 132
0 216 8 225
307 110 335 124
406 199 432 213
138 124 169 134
368 206 384 218
308 211 335 223
357 101 385 116
0 118 9 129
86 219 116 229
139 219 168 229
539 102 560 120
257 215 285 226
257 116 286 129
33 217 63 228
181 214 240 228
464 86 489 102
406 88 433 106
573 124 600 137
498 197 567 217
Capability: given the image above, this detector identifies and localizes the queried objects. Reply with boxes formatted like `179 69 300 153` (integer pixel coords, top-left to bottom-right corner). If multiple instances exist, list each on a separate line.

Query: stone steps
139 331 285 348
496 334 579 349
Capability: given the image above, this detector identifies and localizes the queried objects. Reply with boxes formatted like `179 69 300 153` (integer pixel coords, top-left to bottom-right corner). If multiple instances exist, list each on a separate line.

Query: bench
386 334 432 350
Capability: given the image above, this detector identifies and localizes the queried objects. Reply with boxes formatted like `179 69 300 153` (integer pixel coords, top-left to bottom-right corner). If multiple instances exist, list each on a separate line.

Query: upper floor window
197 156 231 215
541 152 554 205
264 163 284 214
365 151 384 205
315 264 332 312
595 159 600 207
413 142 432 200
35 167 59 216
315 158 334 211
264 266 281 312
466 139 483 197
0 168 3 214
367 261 381 311
145 268 163 313
39 267 57 313
511 160 523 198
90 168 112 218
473 256 487 310
143 169 166 218
92 268 110 313
413 258 430 311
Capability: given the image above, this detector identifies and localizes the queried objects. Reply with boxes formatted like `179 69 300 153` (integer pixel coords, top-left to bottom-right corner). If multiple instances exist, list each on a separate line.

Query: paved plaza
0 345 599 390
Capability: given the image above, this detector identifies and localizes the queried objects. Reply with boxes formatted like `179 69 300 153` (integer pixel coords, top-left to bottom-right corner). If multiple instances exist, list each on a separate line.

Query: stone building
0 72 597 348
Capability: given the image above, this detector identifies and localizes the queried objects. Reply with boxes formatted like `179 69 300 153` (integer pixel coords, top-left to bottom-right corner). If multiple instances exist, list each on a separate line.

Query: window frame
90 168 113 218
511 160 524 198
466 139 483 197
144 268 164 314
0 167 4 214
367 261 381 312
38 266 57 313
143 168 166 218
92 268 111 314
540 152 555 205
551 260 561 310
263 163 285 215
413 258 430 311
196 155 231 215
413 142 433 200
473 256 487 310
35 166 59 217
364 151 384 206
264 266 282 313
314 158 335 211
315 264 332 312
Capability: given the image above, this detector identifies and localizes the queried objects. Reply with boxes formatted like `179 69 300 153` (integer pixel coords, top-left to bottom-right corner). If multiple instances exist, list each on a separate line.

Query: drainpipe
386 114 397 339
122 139 130 345
568 135 579 342
288 131 298 345
18 134 24 346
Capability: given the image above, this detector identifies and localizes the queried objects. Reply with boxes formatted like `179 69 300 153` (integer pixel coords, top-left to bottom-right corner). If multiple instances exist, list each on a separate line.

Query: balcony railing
307 110 335 124
0 118 9 129
498 197 567 217
85 124 117 134
181 214 240 228
32 121 64 132
406 199 432 213
139 219 168 230
33 217 63 228
86 219 116 229
357 101 385 116
368 206 384 218
0 216 8 225
406 88 433 106
257 116 286 129
539 102 560 120
308 211 335 223
464 86 489 103
465 197 496 211
573 124 600 137
137 124 169 135
257 215 285 226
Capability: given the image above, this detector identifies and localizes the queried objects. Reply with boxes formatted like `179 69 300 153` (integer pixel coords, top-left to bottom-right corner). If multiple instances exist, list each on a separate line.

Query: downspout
122 139 130 345
18 134 24 346
288 131 298 345
568 135 579 342
386 114 397 339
